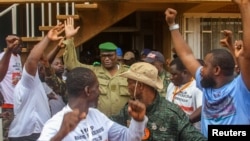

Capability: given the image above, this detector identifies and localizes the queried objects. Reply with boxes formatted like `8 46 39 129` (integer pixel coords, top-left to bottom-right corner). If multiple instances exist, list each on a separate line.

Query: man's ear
84 86 90 97
214 66 221 76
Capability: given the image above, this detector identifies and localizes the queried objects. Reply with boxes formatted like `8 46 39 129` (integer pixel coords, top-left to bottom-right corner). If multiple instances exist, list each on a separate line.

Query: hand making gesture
234 40 243 60
47 23 65 41
128 100 146 122
165 8 177 26
220 30 234 50
64 17 80 39
5 35 21 52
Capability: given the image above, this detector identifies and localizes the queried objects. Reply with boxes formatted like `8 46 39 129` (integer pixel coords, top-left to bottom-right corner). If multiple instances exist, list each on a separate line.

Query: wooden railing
0 0 232 4
1 2 79 42
0 4 19 34
0 1 100 43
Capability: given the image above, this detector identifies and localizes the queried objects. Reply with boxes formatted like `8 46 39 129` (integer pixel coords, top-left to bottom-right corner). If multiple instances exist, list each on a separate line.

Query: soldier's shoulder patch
92 61 101 66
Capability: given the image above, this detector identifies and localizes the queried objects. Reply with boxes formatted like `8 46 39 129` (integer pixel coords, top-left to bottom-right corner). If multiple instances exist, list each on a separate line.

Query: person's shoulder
89 107 100 112
89 108 111 120
159 98 186 116
121 64 130 70
89 107 108 116
45 108 65 125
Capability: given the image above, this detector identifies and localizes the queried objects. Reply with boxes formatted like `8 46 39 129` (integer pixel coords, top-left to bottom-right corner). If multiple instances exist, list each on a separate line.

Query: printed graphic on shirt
174 91 192 102
204 95 236 119
172 91 194 113
12 72 21 85
75 126 106 141
13 61 22 69
11 61 22 85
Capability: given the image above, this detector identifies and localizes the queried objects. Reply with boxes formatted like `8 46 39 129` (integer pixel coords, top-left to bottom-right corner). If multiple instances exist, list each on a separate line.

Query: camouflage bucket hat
120 62 163 90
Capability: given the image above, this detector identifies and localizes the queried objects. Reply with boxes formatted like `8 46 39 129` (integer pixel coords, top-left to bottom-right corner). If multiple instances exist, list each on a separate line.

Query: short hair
209 49 235 76
169 57 186 71
197 59 205 66
66 67 96 97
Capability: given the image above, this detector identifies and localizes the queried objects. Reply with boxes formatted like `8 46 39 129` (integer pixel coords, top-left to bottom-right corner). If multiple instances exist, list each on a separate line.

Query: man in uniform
111 62 207 141
63 17 129 117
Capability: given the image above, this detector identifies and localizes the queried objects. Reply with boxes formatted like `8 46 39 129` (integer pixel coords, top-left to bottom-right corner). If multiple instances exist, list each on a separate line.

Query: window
184 13 242 59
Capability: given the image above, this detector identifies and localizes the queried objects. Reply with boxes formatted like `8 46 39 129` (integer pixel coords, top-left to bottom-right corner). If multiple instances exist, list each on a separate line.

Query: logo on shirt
12 72 21 85
75 126 105 141
204 95 236 120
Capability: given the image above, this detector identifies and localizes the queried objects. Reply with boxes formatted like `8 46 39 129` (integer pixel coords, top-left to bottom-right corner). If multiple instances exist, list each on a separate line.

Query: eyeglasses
100 53 116 59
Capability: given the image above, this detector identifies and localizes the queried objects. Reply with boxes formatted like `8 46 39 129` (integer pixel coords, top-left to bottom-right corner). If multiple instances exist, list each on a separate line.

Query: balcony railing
0 2 76 40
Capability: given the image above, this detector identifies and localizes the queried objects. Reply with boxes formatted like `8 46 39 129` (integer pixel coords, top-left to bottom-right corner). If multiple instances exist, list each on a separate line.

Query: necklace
172 78 194 102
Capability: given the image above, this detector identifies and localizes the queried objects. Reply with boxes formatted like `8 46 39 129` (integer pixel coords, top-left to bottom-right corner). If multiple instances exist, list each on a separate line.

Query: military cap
99 42 117 52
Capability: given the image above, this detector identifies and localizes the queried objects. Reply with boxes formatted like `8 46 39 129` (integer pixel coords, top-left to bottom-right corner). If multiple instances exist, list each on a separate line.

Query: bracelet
169 24 179 31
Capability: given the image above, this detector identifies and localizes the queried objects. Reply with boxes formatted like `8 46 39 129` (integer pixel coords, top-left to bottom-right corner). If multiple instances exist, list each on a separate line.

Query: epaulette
92 61 101 66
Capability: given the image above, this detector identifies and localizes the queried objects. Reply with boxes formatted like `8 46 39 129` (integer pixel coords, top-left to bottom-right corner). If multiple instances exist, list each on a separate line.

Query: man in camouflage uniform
63 17 129 117
111 62 207 141
43 39 68 104
143 51 171 97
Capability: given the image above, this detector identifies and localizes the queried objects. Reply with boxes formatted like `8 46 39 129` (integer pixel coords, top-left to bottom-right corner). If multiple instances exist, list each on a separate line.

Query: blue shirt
195 67 250 137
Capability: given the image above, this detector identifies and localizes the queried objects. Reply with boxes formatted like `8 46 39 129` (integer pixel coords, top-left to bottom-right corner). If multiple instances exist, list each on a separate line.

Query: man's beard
201 76 216 88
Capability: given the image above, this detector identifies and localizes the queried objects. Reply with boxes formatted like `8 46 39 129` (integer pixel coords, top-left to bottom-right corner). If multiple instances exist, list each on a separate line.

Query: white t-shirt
8 67 51 137
0 52 22 104
42 82 65 116
38 105 148 141
166 80 202 130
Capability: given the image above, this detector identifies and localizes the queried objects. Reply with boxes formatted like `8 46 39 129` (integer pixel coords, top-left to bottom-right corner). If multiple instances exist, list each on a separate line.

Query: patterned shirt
111 93 207 141
158 70 171 97
44 66 67 103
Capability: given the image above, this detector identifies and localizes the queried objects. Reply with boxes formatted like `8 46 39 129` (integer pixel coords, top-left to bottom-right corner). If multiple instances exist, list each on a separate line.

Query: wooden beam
0 0 90 4
103 27 139 32
75 3 98 10
73 2 138 46
39 26 53 31
0 0 232 4
184 3 234 12
21 37 43 42
56 15 80 20
184 13 240 18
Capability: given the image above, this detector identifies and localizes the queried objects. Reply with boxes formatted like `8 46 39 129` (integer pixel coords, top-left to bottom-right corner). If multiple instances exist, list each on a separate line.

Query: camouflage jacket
44 66 67 103
158 70 171 97
110 93 207 141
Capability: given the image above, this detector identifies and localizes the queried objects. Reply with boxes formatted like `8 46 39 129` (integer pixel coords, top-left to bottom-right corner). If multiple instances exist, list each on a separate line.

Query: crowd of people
0 0 249 140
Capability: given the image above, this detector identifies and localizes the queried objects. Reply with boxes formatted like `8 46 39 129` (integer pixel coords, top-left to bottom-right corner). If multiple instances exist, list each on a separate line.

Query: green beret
99 42 117 52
